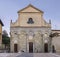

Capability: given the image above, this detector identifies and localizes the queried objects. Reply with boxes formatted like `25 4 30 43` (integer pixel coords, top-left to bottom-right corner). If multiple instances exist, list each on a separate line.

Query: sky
0 0 60 35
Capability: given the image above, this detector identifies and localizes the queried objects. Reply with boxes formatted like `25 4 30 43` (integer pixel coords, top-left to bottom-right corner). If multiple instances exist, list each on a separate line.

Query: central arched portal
44 43 48 53
29 42 33 53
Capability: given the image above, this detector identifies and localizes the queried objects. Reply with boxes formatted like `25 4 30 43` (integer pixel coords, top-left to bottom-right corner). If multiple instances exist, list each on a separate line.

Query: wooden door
44 43 48 53
14 44 18 52
29 42 33 53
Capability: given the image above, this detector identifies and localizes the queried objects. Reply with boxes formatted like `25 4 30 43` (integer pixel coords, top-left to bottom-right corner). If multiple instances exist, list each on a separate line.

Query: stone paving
0 53 60 57
16 53 60 57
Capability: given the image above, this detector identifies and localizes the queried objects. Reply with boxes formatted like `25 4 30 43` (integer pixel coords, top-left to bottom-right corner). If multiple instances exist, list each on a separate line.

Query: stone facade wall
52 35 60 53
52 30 60 53
18 13 43 26
10 27 51 52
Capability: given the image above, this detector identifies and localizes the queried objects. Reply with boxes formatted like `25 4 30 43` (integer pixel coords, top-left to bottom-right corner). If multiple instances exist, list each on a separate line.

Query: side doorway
14 44 18 52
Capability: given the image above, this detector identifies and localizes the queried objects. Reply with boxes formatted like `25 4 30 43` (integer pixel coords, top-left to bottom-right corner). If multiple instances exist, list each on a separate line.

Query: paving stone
0 53 60 57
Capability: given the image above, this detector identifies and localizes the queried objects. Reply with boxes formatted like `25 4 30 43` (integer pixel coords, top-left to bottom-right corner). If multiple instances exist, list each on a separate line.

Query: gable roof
18 4 44 13
0 19 4 26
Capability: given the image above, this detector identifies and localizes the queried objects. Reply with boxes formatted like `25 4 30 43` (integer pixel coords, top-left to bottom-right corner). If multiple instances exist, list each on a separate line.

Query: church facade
10 4 53 53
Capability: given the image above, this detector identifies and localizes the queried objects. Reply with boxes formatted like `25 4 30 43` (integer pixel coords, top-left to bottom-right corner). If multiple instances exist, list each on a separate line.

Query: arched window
27 18 34 24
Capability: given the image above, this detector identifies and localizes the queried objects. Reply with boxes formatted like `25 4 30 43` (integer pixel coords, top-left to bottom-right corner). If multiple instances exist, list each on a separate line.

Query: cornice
10 26 51 28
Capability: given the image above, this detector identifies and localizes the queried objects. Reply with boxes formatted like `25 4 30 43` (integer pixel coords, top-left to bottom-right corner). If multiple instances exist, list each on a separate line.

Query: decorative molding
10 26 51 28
